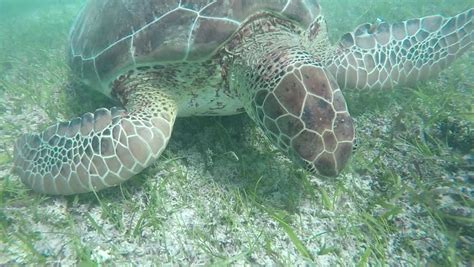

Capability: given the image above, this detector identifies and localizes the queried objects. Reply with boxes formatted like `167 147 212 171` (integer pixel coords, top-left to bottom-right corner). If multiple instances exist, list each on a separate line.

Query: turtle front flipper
14 90 176 195
326 8 473 89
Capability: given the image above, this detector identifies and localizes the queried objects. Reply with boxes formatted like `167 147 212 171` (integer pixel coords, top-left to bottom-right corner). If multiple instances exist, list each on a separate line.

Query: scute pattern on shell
69 0 321 90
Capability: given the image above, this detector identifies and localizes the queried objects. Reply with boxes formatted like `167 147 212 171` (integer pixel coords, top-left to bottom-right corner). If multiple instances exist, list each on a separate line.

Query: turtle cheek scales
273 72 305 116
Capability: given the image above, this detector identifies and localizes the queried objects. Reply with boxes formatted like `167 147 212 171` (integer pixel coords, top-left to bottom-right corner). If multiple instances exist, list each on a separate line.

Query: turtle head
253 64 355 177
227 14 354 177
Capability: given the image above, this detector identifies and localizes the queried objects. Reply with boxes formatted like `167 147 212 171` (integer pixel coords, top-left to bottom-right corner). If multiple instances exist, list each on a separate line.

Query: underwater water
0 0 472 265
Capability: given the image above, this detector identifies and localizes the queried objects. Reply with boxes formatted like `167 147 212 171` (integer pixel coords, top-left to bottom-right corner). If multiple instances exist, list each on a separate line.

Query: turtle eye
306 15 327 41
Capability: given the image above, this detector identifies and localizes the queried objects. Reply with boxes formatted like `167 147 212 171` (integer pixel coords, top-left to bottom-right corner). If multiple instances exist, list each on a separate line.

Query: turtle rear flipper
14 90 176 195
327 8 473 90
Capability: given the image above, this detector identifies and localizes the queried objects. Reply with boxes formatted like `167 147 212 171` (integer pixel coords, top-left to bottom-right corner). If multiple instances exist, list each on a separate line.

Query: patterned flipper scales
326 8 473 89
14 91 176 195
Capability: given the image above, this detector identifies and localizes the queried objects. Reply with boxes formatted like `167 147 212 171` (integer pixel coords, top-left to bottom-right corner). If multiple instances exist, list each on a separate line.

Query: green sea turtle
13 0 473 195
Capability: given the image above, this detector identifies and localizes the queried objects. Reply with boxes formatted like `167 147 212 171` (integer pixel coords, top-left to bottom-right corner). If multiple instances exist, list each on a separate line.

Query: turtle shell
68 0 321 91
